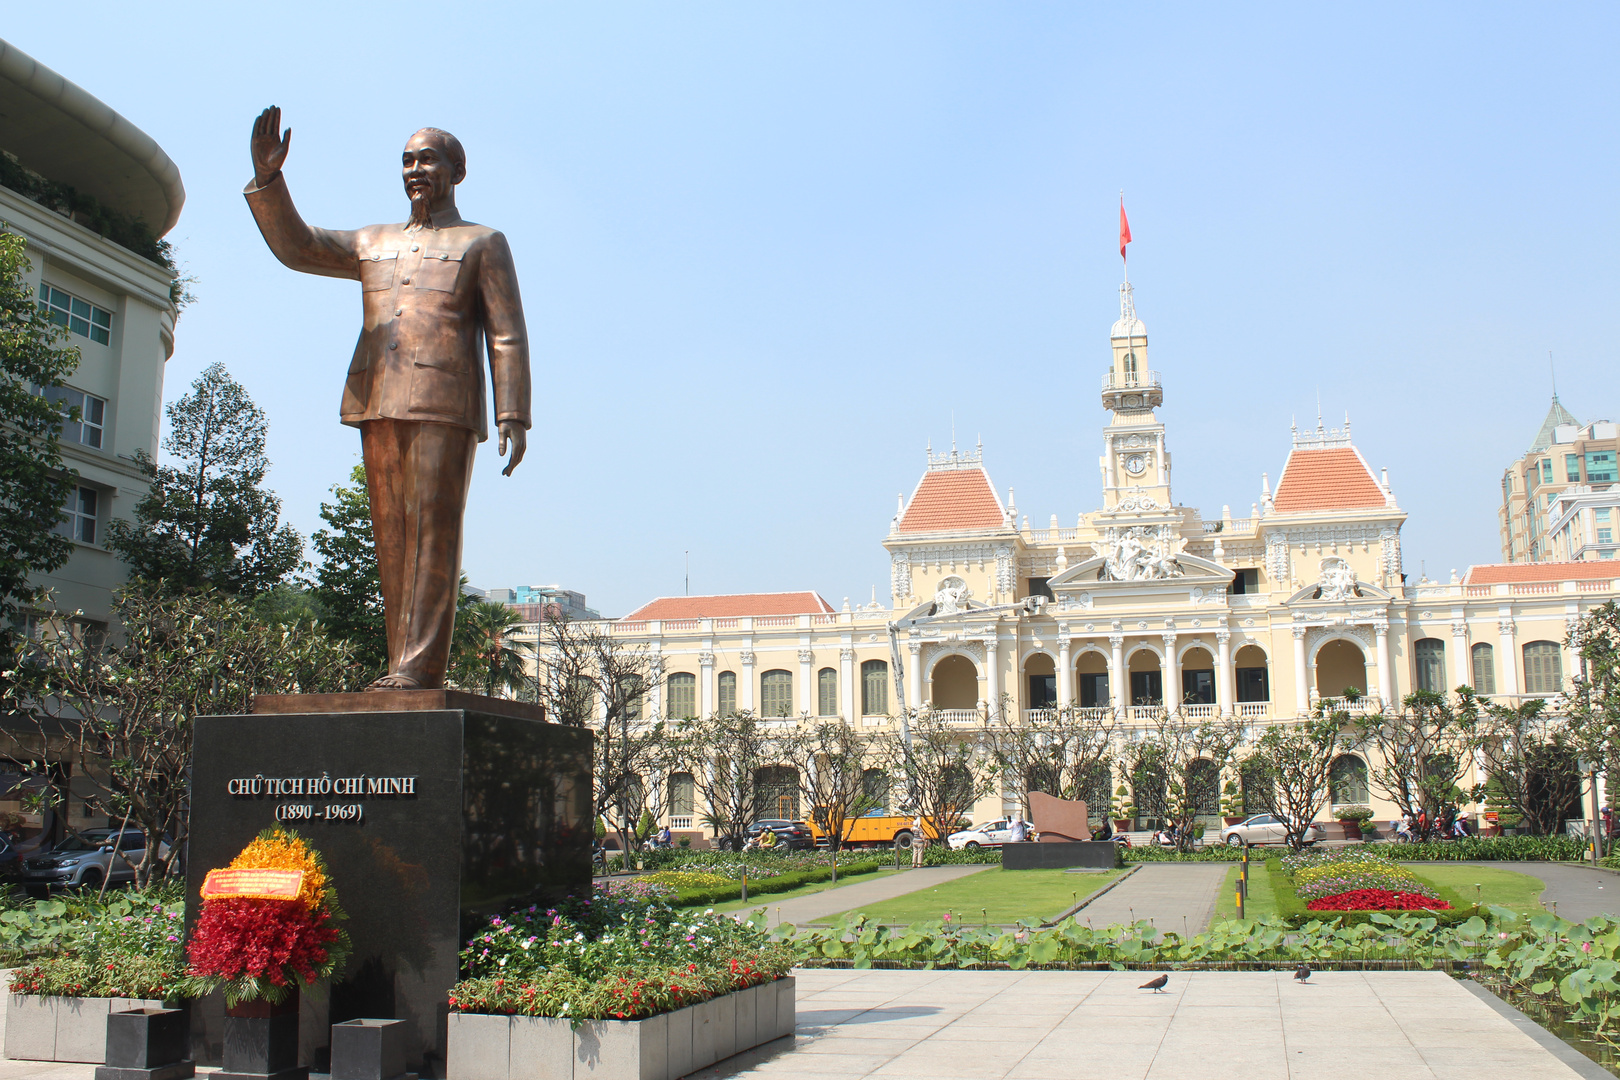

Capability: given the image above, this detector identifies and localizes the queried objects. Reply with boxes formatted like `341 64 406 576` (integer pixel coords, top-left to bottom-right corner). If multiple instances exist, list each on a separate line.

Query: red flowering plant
8 892 187 1000
448 881 791 1023
1306 889 1452 912
179 827 350 1005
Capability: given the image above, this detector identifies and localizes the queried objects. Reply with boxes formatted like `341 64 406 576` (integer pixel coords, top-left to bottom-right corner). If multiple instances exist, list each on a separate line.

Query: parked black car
746 819 816 850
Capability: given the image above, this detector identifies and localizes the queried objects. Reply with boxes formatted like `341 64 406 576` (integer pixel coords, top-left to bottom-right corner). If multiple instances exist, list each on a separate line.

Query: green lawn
700 867 902 913
1214 863 1281 919
1405 864 1547 913
1212 861 1547 921
815 867 1124 926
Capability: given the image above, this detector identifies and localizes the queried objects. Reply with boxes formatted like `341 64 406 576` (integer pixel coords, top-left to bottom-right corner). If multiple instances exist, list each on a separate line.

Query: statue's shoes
364 673 425 691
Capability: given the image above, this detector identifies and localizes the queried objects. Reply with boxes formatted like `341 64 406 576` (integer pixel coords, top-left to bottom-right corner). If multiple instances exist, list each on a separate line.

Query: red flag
1119 200 1132 260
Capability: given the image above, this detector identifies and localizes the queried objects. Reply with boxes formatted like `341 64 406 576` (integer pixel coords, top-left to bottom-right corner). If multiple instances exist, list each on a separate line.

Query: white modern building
0 38 185 632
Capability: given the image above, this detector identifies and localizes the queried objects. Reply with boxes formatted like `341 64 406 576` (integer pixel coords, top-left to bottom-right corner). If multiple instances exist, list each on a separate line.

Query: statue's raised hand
251 106 291 188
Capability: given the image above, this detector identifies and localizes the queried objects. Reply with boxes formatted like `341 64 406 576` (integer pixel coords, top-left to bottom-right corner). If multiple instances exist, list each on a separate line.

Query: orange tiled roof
897 469 1005 533
1272 447 1385 513
1464 562 1616 585
624 592 835 620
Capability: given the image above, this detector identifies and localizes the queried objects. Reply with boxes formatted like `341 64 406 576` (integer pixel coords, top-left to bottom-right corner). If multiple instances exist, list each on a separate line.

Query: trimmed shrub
674 860 884 906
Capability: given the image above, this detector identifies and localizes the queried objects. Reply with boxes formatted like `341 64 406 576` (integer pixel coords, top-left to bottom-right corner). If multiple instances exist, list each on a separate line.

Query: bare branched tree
780 719 884 880
1350 689 1484 837
675 710 789 850
1475 697 1584 836
0 583 363 888
533 616 663 856
880 708 997 850
1240 711 1349 849
990 696 1115 822
1120 711 1242 852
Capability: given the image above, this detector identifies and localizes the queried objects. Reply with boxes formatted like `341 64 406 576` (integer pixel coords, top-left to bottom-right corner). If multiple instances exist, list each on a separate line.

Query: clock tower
1098 281 1173 512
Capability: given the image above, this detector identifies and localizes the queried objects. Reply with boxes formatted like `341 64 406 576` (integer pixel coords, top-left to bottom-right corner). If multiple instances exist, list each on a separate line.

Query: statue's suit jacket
244 173 530 439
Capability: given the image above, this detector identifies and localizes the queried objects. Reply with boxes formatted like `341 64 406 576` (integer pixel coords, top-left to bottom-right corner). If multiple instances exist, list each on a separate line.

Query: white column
739 645 755 712
1109 635 1126 712
907 640 922 711
1058 637 1073 706
1104 434 1117 489
1293 625 1310 717
1375 622 1392 707
1451 620 1471 694
1215 629 1233 716
1498 617 1520 696
983 633 1000 716
840 646 856 720
699 650 715 717
1162 634 1181 712
798 647 814 716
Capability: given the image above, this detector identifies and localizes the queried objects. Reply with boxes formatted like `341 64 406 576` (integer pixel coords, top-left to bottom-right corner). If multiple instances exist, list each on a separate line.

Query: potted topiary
1220 780 1245 826
1335 805 1374 841
1112 786 1135 832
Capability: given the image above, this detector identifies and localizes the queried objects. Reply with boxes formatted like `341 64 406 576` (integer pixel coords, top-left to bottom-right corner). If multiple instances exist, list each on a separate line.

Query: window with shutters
861 659 889 716
1470 643 1496 695
666 672 696 719
817 668 837 716
760 670 793 717
717 671 736 716
668 772 695 816
617 675 644 722
1413 639 1446 693
1522 641 1563 694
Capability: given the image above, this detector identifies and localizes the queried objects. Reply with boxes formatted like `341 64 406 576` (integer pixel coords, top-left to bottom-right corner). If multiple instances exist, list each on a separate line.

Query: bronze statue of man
245 106 530 691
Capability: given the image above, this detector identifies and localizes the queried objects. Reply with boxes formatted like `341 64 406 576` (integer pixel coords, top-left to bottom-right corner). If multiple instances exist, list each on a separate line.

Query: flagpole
1120 191 1129 285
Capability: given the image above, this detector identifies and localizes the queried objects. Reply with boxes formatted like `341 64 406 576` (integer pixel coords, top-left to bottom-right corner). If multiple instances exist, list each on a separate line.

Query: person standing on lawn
911 815 925 867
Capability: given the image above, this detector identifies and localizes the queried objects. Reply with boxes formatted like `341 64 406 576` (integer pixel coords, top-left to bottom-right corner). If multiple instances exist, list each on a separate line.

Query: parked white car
946 819 1035 850
1220 814 1324 847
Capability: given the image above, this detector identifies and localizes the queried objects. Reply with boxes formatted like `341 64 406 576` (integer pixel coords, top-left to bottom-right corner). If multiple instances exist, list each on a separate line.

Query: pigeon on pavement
1140 973 1169 993
1294 964 1311 983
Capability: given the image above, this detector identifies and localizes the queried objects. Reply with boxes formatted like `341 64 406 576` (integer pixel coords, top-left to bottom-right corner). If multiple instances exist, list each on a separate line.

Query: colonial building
529 275 1619 836
0 37 185 633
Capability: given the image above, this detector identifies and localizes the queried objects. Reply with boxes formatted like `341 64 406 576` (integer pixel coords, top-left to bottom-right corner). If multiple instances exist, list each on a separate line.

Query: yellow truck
808 809 943 849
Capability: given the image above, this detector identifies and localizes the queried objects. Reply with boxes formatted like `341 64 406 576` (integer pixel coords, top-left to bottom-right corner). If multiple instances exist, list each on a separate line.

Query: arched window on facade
817 668 838 716
1329 754 1369 805
1523 641 1563 695
1186 758 1221 819
1471 643 1496 695
666 672 696 720
1076 764 1113 826
668 772 695 817
754 766 799 819
861 659 889 716
1414 639 1447 693
1123 351 1138 382
1240 758 1273 815
760 670 793 717
717 671 736 717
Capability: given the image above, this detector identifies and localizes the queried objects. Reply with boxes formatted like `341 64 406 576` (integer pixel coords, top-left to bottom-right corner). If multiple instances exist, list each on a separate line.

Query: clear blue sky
11 4 1618 615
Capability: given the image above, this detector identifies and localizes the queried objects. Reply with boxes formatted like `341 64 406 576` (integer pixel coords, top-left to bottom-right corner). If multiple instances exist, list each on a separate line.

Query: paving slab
1062 862 1229 935
1439 860 1620 923
690 968 1599 1080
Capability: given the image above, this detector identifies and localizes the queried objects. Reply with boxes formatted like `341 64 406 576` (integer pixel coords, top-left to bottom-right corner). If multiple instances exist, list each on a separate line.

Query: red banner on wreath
201 868 305 901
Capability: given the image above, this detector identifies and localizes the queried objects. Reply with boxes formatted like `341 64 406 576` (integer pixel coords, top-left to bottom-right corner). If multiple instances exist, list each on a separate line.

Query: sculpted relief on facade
1316 556 1361 601
1092 526 1186 582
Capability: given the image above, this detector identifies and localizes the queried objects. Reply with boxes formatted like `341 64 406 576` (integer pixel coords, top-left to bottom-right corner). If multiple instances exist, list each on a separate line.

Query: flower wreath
181 826 351 1005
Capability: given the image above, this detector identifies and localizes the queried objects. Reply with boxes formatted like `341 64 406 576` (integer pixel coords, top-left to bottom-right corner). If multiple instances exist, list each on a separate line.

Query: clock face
1125 454 1147 476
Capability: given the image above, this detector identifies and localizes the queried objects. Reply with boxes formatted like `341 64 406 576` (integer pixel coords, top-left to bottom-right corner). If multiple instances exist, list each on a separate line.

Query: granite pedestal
1000 840 1117 870
188 692 592 1079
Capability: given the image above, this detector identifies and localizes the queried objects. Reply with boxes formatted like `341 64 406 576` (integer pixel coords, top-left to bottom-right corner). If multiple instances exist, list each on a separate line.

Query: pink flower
943 914 952 923
1583 941 1594 953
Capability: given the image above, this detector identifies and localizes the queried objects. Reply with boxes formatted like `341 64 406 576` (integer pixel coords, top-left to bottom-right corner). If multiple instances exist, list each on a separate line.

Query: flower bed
1306 889 1452 911
451 883 792 1022
1292 860 1440 902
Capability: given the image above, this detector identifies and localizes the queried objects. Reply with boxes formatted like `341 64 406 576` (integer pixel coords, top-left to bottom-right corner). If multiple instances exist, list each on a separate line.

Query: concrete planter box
446 976 794 1080
5 995 167 1063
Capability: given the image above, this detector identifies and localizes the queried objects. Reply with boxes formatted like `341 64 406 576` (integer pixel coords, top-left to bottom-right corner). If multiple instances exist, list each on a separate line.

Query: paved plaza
760 866 992 927
692 969 1601 1080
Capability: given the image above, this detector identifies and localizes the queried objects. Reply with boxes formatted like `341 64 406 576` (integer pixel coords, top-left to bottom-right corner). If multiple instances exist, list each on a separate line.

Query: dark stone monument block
95 1007 194 1080
188 695 592 1079
1000 840 1117 870
219 996 305 1080
330 1018 408 1080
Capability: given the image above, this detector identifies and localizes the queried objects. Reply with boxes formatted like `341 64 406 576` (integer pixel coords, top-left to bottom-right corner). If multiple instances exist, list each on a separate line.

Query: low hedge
675 860 884 906
1122 846 1245 863
1386 835 1586 862
1264 856 1479 928
920 847 1004 866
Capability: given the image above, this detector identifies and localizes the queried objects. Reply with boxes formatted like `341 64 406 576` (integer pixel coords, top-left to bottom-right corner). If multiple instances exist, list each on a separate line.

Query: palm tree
450 600 534 698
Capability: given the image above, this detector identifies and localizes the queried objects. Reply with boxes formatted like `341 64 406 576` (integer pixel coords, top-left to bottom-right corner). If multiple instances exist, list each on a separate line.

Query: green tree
1240 711 1349 849
449 599 534 698
309 465 386 677
106 362 302 596
0 229 78 641
1 582 364 888
1352 689 1484 837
